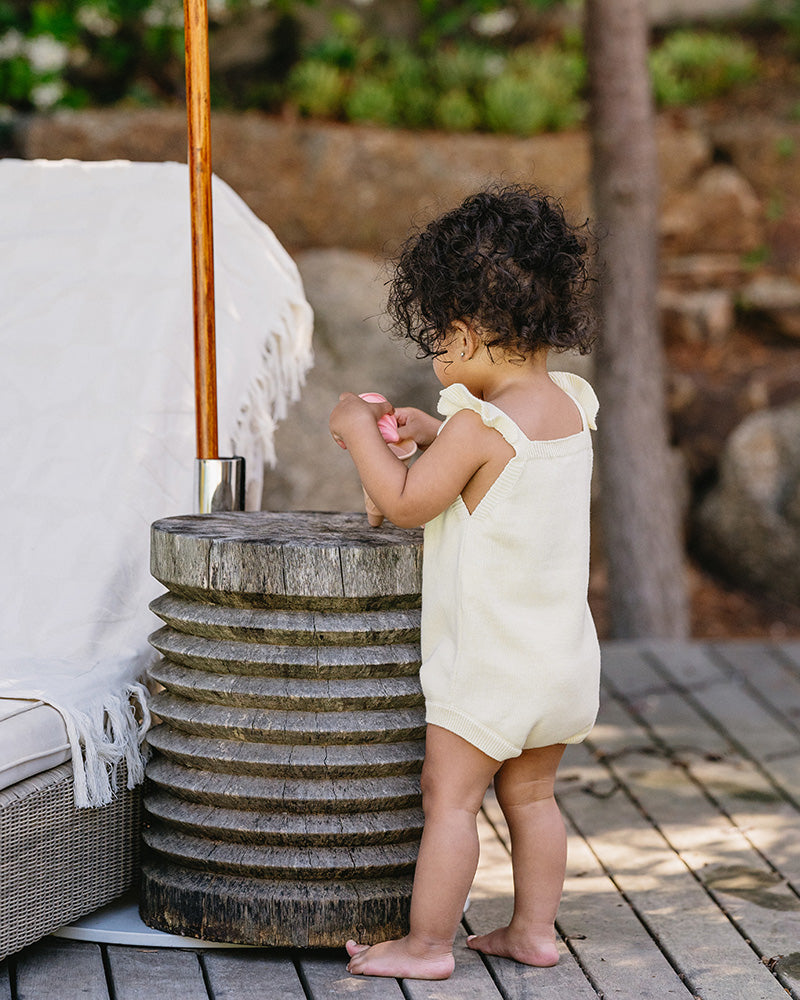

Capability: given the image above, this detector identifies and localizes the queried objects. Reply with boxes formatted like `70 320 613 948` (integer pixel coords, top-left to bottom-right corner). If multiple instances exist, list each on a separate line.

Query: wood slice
140 860 413 947
146 757 422 813
144 790 424 846
143 512 424 945
148 629 422 678
150 512 422 611
150 594 421 646
150 691 427 744
149 659 424 711
143 825 419 878
145 725 425 778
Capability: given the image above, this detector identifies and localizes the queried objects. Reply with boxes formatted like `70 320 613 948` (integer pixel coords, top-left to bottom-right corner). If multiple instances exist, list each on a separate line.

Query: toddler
329 184 601 980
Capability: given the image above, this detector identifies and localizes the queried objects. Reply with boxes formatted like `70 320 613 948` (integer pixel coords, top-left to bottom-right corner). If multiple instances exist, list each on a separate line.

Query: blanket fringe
58 683 151 808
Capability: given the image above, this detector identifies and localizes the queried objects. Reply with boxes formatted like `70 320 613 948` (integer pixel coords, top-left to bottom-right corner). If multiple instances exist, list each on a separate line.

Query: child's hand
330 392 394 450
394 407 442 450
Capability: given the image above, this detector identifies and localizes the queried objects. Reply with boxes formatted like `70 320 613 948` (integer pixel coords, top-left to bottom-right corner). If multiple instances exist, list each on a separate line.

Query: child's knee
495 772 557 811
420 765 484 816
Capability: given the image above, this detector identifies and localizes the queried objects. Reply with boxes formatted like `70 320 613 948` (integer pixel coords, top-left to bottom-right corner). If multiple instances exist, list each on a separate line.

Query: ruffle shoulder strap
548 371 599 430
437 383 524 445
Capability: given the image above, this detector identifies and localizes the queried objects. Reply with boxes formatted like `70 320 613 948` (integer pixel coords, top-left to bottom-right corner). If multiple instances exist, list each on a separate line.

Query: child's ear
458 321 482 360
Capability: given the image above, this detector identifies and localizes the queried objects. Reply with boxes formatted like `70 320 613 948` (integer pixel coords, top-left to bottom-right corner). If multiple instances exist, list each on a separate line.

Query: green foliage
759 0 800 54
344 77 397 126
0 0 767 139
434 87 480 131
484 44 584 135
649 31 758 107
288 58 346 117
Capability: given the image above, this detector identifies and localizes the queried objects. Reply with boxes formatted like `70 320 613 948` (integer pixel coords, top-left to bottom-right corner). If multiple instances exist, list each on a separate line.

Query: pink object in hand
359 392 400 444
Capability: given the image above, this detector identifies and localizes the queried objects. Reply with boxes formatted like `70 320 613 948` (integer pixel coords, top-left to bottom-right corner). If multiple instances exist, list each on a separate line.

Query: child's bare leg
346 725 500 979
467 743 566 967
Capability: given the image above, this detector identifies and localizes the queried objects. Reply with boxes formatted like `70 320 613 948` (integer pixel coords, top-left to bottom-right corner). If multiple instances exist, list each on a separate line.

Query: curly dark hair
386 184 596 358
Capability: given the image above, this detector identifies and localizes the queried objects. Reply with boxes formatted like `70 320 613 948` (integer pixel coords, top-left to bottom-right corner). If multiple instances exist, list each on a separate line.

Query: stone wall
19 107 787 262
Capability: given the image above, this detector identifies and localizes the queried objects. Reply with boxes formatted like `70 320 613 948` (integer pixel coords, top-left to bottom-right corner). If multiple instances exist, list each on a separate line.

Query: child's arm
330 393 493 528
393 407 442 450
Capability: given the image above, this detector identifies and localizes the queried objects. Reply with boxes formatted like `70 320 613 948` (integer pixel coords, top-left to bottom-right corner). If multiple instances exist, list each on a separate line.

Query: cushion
0 699 71 792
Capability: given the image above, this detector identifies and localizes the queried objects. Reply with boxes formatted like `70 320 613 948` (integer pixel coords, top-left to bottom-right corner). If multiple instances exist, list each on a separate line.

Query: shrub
344 77 397 126
483 45 585 135
434 88 481 131
287 59 346 118
649 31 758 107
432 44 492 93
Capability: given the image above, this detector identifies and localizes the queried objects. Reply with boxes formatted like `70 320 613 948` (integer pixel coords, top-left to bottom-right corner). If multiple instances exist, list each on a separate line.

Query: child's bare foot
345 936 455 980
466 926 559 967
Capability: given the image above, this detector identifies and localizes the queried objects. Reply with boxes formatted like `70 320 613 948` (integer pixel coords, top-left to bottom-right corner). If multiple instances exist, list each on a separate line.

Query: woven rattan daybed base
0 761 141 961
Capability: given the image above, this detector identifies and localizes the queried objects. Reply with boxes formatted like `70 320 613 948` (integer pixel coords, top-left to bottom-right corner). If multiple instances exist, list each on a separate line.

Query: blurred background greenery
0 0 791 134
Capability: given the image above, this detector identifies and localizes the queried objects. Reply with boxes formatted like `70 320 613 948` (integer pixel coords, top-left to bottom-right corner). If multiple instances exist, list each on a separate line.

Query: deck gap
197 952 216 1000
293 954 317 1000
551 917 606 999
8 956 18 1000
99 945 118 1000
456 920 513 1000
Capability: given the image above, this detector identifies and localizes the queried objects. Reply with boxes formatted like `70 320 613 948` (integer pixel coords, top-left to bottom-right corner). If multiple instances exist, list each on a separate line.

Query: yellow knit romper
420 372 601 760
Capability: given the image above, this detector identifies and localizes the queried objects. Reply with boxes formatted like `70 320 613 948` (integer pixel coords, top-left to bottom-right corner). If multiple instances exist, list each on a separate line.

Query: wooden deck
3 640 800 999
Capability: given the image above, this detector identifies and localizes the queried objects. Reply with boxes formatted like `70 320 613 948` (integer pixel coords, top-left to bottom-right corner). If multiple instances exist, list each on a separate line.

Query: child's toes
346 939 370 959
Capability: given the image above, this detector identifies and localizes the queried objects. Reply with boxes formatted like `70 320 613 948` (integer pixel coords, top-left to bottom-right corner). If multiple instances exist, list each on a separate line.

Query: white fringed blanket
0 159 313 806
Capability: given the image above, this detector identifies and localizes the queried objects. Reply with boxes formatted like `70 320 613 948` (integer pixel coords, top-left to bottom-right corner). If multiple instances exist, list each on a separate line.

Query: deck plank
559 818 695 999
682 753 800 877
712 642 800 738
616 661 800 886
467 805 598 999
15 940 110 1000
588 697 800 998
483 788 693 999
600 640 724 696
778 642 800 675
202 950 305 999
647 645 800 763
402 928 502 1000
559 741 791 1000
6 640 800 1000
106 946 208 1000
298 951 405 999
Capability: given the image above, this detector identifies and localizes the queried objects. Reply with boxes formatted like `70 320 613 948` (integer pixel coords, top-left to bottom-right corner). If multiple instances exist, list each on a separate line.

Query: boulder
660 253 749 291
709 120 800 220
695 401 800 604
659 287 734 345
262 249 442 512
739 276 800 341
661 165 763 256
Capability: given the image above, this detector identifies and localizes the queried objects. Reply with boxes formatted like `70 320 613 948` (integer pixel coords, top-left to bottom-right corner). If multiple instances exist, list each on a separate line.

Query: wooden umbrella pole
184 0 218 460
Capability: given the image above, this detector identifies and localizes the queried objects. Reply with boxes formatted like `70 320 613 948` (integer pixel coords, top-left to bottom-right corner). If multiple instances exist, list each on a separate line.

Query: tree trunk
585 0 689 638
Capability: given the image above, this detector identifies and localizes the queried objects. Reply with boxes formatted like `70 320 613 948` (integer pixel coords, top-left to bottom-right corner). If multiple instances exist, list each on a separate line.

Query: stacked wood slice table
140 512 425 947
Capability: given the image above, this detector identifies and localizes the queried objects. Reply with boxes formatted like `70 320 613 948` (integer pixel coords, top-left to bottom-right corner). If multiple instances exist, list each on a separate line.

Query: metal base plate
51 890 253 949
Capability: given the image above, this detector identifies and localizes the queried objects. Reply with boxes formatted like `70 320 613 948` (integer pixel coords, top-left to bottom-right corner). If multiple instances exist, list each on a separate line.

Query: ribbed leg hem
425 704 520 762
